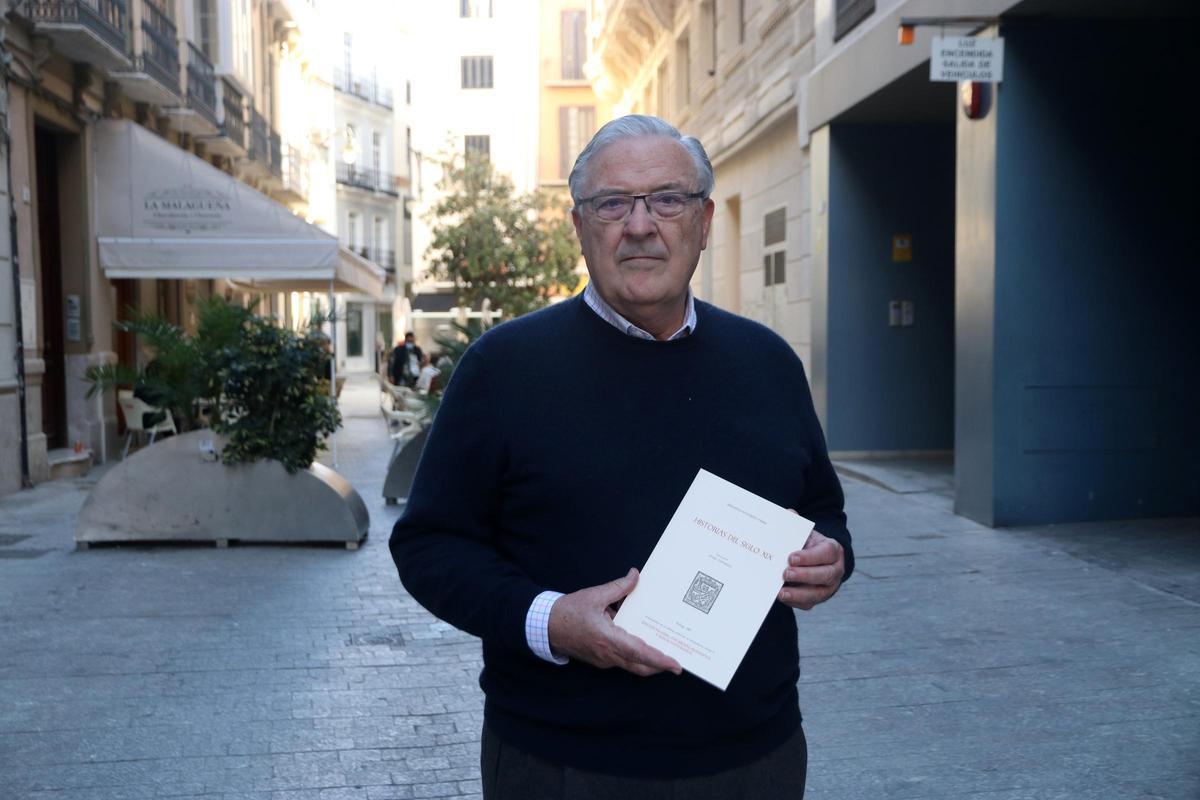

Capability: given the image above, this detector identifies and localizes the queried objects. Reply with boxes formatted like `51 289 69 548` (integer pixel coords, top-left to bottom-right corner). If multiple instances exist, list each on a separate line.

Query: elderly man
390 115 853 798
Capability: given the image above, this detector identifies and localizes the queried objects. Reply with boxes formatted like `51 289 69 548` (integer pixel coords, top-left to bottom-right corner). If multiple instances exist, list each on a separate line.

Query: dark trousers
481 724 807 800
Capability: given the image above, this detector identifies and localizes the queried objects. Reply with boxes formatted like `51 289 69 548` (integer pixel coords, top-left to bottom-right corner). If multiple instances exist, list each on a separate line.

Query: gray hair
568 114 715 206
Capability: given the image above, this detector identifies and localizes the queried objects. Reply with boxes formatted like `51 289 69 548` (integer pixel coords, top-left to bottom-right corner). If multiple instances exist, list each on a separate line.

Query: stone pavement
1 374 1197 799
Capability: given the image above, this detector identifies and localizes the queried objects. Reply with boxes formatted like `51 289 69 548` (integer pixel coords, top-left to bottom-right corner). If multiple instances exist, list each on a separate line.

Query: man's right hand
547 568 683 678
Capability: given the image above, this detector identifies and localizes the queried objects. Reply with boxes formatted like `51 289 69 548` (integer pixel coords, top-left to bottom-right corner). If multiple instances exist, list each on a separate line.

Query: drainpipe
0 31 32 487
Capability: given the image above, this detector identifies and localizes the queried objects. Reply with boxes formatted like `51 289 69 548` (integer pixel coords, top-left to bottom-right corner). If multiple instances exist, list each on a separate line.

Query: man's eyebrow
589 182 692 196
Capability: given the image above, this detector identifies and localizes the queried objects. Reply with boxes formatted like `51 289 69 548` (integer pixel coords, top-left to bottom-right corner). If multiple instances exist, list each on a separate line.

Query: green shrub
86 298 340 473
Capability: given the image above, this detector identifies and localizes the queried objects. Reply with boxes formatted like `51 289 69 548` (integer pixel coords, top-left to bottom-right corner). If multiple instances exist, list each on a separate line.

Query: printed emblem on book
683 571 724 614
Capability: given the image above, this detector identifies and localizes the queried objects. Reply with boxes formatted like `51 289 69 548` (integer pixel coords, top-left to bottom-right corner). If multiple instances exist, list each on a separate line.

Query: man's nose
623 197 657 235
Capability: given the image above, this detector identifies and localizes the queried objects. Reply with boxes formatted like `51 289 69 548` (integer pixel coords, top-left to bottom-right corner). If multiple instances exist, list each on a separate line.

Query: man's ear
571 207 584 240
699 198 715 250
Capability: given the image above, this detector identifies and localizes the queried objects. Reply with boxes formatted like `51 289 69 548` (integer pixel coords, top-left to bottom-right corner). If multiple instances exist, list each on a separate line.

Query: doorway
34 126 67 450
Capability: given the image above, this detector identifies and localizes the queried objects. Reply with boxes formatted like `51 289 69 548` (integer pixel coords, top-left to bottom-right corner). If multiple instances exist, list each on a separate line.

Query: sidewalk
1 374 1197 799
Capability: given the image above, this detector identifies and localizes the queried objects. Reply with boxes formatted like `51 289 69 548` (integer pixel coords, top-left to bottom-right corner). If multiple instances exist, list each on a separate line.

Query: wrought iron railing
336 161 378 192
220 78 245 148
185 41 217 126
372 249 396 269
282 144 308 199
332 67 393 109
248 107 269 164
138 0 179 95
378 172 400 197
27 0 128 56
269 131 282 177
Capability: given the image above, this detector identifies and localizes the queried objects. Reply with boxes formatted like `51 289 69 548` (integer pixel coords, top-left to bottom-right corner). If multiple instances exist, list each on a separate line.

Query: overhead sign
930 36 1004 82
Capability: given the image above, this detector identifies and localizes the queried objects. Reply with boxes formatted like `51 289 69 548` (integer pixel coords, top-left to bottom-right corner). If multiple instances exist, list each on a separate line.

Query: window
834 0 875 41
347 211 359 250
405 79 411 105
346 303 363 357
561 10 586 80
461 56 494 89
460 0 492 18
763 208 786 286
373 216 385 258
195 0 216 59
403 196 413 267
737 0 746 45
465 135 491 159
343 33 352 82
372 131 381 175
675 33 690 112
559 106 595 179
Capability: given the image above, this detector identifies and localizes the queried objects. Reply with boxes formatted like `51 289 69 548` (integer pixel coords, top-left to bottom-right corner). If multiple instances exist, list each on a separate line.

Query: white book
612 469 815 691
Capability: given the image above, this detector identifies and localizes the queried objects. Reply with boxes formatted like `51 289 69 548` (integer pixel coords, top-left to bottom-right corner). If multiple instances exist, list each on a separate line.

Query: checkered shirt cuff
525 591 568 665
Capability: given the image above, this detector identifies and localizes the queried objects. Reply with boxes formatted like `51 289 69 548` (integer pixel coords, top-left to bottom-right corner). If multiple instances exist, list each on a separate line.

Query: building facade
537 0 609 193
403 0 540 345
0 0 385 497
587 0 1199 526
329 9 408 374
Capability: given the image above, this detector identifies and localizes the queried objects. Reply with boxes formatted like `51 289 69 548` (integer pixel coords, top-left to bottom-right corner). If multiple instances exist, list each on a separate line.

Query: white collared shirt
524 283 699 665
582 283 697 341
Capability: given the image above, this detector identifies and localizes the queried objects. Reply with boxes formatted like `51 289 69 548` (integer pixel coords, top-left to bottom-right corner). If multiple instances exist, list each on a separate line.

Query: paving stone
1 375 1197 798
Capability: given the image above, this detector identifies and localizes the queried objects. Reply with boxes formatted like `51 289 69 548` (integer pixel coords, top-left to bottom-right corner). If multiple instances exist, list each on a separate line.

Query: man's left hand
778 529 844 610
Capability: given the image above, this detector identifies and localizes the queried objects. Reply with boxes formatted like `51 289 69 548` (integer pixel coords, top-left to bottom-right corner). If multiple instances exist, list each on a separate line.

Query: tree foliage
85 298 340 473
425 152 581 318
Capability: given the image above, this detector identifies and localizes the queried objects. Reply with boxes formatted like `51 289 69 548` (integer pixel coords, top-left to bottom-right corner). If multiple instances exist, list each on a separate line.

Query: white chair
117 389 177 460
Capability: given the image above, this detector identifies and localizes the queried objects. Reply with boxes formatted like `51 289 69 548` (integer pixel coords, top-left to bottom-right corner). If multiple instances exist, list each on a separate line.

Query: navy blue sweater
390 296 853 778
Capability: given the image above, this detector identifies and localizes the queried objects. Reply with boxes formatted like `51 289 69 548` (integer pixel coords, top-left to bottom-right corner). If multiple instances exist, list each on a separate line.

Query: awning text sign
930 36 1004 82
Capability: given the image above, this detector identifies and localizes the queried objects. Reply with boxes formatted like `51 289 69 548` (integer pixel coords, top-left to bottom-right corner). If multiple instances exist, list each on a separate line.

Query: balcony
204 78 247 156
248 107 269 164
110 0 179 104
377 172 401 197
24 0 132 72
185 43 217 124
336 162 377 192
335 163 404 198
269 131 283 178
276 144 309 204
333 68 393 110
347 246 395 271
372 249 396 270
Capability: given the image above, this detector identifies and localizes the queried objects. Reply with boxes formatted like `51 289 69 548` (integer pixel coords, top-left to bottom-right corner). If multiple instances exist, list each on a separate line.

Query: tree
425 152 581 318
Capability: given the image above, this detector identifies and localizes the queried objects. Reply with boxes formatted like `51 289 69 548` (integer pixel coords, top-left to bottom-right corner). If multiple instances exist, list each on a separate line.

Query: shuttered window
559 106 595 179
561 10 586 80
461 56 494 89
465 135 491 159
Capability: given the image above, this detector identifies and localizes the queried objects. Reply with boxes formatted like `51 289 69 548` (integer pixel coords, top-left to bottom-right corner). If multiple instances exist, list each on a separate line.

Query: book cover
612 469 815 690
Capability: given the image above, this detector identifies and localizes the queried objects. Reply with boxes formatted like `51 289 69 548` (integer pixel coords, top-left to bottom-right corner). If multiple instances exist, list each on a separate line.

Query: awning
94 120 386 298
229 248 386 298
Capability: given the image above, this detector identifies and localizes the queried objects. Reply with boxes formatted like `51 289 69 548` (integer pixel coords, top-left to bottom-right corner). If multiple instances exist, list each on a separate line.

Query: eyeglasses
578 191 706 222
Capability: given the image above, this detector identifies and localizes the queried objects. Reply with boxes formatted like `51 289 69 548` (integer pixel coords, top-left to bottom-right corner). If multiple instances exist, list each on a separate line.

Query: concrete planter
383 427 428 505
76 430 368 549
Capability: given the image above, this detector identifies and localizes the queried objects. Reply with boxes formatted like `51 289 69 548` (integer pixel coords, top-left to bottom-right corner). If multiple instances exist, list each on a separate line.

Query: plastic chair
117 389 177 459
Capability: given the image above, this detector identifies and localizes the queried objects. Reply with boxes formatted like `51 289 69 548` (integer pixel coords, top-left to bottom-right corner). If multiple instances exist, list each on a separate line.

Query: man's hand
548 568 683 677
779 528 845 610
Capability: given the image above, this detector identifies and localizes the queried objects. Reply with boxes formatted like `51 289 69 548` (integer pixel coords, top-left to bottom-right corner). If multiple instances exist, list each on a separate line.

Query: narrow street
0 375 1197 799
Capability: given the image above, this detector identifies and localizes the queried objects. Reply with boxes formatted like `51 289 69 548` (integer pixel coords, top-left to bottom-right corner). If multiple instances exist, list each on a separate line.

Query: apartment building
537 1 609 192
587 0 1198 526
403 0 539 344
329 9 409 374
0 0 384 495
